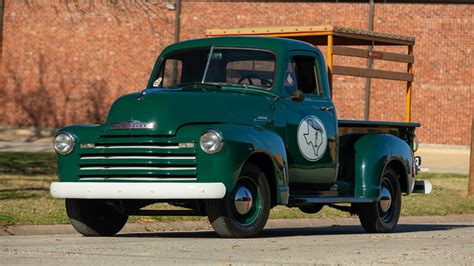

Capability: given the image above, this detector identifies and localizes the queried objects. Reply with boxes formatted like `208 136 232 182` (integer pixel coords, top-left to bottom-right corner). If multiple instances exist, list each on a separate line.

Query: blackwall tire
65 199 128 237
206 164 271 238
358 168 401 233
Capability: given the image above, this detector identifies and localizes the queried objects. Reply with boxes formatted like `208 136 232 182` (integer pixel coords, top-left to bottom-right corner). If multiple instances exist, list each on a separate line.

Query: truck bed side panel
338 120 419 148
337 120 417 198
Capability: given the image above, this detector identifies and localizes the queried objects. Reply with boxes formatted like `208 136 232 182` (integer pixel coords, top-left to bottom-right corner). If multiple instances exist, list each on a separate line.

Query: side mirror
291 90 305 102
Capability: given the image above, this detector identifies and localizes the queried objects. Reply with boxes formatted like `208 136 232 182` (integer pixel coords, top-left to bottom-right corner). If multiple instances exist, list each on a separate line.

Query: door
278 53 338 185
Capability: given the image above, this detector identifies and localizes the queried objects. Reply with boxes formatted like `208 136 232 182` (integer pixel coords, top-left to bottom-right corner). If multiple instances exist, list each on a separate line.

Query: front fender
55 124 105 182
354 134 413 199
177 124 288 204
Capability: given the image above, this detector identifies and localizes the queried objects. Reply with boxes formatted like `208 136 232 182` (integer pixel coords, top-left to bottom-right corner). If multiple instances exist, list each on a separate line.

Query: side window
291 56 323 96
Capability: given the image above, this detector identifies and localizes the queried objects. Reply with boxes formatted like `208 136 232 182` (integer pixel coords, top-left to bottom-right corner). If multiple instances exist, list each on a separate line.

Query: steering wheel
238 74 273 87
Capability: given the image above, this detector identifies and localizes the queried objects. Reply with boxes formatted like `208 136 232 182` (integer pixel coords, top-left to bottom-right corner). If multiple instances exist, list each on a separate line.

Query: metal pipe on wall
364 0 375 120
174 0 181 43
0 0 4 62
172 0 181 84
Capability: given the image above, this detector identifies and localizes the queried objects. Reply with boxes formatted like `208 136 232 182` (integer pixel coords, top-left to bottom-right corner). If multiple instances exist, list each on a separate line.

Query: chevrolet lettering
109 120 156 130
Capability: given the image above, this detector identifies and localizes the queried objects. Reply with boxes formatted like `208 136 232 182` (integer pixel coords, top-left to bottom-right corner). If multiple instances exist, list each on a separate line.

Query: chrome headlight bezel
200 129 223 154
53 131 76 155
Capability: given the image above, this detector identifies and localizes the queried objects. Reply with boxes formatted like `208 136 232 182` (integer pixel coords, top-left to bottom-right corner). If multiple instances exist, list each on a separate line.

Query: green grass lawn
0 152 57 175
0 172 472 226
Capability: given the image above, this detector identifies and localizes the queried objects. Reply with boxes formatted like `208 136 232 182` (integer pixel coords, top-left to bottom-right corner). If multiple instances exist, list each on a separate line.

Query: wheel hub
379 185 392 213
234 186 253 215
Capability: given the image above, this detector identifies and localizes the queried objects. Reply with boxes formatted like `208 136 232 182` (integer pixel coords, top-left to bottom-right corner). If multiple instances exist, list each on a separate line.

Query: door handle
320 106 334 111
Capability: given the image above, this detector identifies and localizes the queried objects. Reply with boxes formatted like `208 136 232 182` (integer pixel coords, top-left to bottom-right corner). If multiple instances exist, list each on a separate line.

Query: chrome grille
78 140 197 181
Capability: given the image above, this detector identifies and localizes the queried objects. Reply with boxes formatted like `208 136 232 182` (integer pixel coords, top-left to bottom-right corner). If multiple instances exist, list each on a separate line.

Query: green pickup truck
50 26 431 238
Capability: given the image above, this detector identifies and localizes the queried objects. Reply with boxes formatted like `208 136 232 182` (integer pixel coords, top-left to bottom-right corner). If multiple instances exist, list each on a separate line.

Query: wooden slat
333 47 415 63
333 65 414 82
331 26 415 44
333 32 414 46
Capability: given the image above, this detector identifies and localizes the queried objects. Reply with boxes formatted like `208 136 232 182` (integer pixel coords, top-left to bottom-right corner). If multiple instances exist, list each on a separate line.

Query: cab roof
161 36 319 56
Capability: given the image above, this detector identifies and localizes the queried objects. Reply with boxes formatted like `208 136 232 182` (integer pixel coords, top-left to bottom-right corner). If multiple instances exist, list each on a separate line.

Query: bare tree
0 72 8 108
57 0 170 36
84 79 110 124
55 66 77 127
7 54 56 139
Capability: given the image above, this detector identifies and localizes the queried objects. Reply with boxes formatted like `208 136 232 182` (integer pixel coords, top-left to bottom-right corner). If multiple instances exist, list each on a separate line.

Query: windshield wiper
178 82 222 89
201 46 215 83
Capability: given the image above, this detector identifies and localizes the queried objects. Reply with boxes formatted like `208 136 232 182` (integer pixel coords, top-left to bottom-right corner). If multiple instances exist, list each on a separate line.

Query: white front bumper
50 182 227 199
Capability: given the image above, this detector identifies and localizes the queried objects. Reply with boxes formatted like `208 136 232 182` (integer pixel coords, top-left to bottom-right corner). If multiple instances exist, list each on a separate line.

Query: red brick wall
1 1 472 145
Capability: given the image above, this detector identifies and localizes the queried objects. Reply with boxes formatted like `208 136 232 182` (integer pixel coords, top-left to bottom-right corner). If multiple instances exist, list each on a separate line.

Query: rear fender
354 134 414 199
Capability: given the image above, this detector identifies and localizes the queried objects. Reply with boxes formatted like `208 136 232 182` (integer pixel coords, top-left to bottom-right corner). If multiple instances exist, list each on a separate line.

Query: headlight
53 132 75 155
200 129 223 154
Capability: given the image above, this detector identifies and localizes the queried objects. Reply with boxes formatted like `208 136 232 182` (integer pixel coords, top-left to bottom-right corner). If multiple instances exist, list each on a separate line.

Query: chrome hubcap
379 186 392 213
234 186 253 215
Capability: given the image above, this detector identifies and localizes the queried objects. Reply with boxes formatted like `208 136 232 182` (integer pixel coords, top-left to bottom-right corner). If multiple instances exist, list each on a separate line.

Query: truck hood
103 88 275 136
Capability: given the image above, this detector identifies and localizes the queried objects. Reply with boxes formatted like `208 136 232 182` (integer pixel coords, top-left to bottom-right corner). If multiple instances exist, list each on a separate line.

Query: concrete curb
2 214 473 237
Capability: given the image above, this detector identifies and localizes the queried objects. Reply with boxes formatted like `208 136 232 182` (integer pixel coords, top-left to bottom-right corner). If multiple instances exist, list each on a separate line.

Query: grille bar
80 166 196 171
79 177 197 181
94 145 180 149
80 155 195 160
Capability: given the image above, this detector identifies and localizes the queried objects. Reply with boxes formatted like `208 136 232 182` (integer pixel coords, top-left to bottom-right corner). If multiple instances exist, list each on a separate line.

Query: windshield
152 47 276 89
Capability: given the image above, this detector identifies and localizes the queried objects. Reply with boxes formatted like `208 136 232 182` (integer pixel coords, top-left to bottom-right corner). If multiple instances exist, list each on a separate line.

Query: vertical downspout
174 0 181 45
172 0 181 84
364 0 374 120
0 0 4 62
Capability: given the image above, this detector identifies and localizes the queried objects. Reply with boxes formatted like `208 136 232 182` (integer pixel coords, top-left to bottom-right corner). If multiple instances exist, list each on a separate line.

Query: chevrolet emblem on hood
109 120 156 130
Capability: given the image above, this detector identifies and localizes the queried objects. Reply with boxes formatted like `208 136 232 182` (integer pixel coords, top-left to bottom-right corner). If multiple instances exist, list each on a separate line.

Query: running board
288 196 374 206
129 210 201 216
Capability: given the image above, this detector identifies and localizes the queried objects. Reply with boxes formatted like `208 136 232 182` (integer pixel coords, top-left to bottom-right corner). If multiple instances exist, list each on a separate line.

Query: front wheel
358 168 401 233
206 164 271 238
65 199 129 236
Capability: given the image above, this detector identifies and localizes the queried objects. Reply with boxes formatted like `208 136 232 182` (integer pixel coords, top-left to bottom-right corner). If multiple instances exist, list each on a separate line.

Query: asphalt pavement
1 215 473 265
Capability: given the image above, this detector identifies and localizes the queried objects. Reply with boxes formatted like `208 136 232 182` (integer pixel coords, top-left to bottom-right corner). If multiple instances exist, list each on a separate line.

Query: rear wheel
65 199 128 236
358 168 401 233
206 164 271 238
